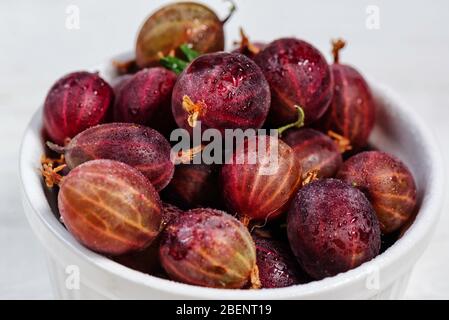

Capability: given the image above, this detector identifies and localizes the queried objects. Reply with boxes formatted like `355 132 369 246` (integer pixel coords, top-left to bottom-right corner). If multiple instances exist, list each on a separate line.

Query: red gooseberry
43 71 114 145
47 123 174 191
159 208 259 288
337 151 417 234
57 160 163 255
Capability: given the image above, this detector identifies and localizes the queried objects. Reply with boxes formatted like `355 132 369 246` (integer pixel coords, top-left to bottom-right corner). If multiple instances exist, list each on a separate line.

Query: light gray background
0 0 448 299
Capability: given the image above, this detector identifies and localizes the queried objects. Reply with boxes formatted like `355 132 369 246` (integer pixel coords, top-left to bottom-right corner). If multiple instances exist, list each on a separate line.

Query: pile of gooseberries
39 1 417 289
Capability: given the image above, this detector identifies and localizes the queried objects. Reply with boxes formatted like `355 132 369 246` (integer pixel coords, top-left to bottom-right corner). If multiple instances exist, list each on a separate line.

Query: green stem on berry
221 0 237 24
277 105 305 136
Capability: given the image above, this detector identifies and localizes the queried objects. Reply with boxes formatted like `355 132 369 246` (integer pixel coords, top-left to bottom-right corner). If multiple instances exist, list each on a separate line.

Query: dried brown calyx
174 144 205 164
328 130 352 153
250 265 261 289
235 28 261 55
302 170 319 186
182 95 206 127
40 154 66 187
239 215 252 228
157 49 175 59
331 38 346 64
112 59 139 75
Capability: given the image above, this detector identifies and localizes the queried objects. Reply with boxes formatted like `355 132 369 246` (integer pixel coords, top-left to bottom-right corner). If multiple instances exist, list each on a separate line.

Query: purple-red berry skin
43 71 114 145
255 38 333 126
253 234 308 288
58 123 174 191
282 128 342 179
337 151 417 234
161 202 184 226
113 239 163 276
171 52 271 134
319 64 375 150
111 74 133 95
114 67 177 137
222 135 302 221
162 163 221 210
287 179 381 280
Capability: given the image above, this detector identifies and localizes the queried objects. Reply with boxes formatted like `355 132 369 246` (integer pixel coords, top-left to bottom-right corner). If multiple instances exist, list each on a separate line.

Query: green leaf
159 44 200 74
180 44 200 62
160 56 188 75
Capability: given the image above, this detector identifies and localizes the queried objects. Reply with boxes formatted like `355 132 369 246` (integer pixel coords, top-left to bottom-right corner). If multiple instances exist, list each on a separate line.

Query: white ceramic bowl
19 57 444 299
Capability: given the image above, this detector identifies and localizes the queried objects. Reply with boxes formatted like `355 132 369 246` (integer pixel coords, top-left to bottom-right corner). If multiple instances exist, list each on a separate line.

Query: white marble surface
0 0 448 299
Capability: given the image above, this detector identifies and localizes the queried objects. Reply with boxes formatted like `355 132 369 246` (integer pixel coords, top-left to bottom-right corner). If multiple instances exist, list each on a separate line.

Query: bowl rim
19 68 444 299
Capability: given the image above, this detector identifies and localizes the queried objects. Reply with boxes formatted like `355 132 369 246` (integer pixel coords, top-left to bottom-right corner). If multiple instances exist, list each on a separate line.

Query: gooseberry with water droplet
113 68 178 137
287 178 381 280
47 123 174 191
171 52 271 135
253 233 309 288
255 38 333 126
318 39 375 150
43 71 114 145
159 208 259 288
337 151 417 234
